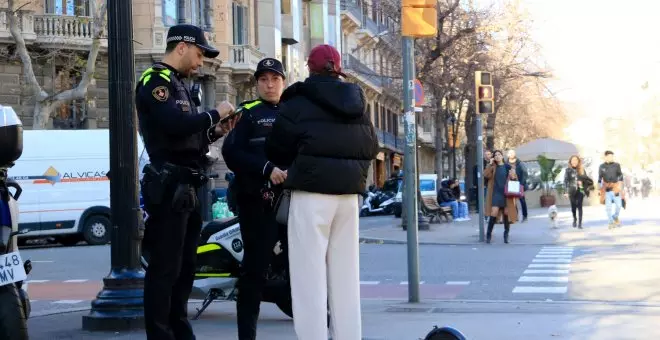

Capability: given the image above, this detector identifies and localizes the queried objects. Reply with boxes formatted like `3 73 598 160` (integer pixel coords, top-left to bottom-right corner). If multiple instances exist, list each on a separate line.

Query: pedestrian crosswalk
512 246 574 295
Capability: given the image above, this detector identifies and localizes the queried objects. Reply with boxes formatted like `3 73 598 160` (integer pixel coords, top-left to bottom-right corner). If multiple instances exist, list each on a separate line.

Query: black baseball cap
166 24 219 59
255 58 286 79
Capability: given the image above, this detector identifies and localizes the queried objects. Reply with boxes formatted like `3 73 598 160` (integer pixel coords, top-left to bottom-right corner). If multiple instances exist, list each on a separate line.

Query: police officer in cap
137 23 239 340
221 58 287 340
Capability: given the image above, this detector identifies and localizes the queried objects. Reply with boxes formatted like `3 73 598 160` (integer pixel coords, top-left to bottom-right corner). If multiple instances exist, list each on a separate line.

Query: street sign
414 79 424 107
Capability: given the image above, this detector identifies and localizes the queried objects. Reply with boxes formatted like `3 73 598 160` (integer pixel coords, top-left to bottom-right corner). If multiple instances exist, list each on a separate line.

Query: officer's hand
270 167 287 185
217 100 235 118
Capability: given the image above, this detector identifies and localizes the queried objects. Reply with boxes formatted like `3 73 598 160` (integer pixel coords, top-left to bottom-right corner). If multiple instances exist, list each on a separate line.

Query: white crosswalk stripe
513 246 575 295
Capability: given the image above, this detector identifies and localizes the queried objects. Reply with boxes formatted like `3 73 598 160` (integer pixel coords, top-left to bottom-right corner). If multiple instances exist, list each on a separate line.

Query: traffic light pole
476 112 485 242
82 0 145 331
402 36 421 303
474 71 493 243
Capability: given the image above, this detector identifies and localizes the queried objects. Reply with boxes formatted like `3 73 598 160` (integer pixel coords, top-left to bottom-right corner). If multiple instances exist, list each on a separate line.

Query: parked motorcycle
0 105 32 340
360 186 396 216
139 181 292 320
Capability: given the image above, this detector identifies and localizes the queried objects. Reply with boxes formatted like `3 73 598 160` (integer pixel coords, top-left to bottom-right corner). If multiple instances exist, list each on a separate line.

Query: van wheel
82 215 111 245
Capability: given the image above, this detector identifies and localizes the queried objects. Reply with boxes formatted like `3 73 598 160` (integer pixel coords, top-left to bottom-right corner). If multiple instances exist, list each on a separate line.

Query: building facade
0 0 340 187
339 0 437 188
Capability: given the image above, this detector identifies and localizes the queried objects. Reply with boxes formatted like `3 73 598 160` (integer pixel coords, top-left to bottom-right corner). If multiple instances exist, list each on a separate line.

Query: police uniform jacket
136 62 223 170
221 99 280 197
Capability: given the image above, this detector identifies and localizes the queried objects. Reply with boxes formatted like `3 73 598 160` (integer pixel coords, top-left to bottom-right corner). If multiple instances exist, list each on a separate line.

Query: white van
8 129 145 246
419 174 438 197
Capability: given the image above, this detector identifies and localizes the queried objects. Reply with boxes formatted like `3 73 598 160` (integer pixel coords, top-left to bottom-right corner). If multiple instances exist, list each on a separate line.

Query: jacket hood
281 76 366 119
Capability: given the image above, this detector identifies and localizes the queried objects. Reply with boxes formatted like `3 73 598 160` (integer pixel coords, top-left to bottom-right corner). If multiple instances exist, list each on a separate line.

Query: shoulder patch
152 86 169 102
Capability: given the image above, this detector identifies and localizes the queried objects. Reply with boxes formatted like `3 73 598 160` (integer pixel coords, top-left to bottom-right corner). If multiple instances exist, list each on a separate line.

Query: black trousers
569 190 584 223
236 195 280 340
143 188 202 340
519 196 528 218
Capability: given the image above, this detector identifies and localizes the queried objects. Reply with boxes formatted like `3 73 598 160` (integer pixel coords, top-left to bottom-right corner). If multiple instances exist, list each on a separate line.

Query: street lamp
82 0 145 331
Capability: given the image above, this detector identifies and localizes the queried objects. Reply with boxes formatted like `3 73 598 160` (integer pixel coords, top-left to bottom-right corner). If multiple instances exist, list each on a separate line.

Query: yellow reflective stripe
195 273 231 277
243 100 262 110
197 243 221 254
139 67 172 86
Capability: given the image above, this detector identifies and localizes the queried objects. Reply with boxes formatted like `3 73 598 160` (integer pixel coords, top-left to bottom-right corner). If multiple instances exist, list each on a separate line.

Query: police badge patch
152 86 169 102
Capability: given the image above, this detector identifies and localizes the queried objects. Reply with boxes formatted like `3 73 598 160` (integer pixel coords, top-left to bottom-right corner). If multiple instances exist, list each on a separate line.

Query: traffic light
402 0 437 37
474 71 494 115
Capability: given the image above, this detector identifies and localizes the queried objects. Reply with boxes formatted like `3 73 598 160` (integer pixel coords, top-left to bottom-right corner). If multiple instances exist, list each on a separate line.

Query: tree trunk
7 0 107 129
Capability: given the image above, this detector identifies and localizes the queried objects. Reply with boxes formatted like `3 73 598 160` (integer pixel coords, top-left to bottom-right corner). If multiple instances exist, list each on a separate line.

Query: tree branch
7 0 47 101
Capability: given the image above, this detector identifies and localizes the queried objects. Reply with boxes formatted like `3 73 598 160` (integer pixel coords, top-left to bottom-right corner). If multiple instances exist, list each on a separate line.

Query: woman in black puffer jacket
564 155 594 228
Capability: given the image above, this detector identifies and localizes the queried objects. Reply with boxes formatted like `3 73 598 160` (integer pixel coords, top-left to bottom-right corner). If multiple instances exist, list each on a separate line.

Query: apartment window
302 1 309 26
162 0 178 26
232 2 249 45
281 0 291 14
190 0 205 26
52 66 87 129
380 106 386 131
45 0 90 15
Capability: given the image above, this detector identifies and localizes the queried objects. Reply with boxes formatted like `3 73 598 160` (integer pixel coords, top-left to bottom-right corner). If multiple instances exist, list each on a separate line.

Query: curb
30 307 91 318
359 237 565 246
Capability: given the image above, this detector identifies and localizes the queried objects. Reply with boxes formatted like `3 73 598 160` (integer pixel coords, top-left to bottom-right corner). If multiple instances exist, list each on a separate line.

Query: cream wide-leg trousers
287 190 362 340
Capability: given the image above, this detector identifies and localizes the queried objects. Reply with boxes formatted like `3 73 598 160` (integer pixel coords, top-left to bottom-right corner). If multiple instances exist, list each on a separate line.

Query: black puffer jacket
265 75 379 195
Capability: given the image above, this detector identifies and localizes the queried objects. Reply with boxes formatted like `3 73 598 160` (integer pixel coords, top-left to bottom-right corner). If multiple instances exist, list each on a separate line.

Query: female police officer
221 57 286 340
136 24 238 340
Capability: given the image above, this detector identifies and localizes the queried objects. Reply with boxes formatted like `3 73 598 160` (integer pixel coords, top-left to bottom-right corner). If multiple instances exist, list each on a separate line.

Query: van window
420 179 435 192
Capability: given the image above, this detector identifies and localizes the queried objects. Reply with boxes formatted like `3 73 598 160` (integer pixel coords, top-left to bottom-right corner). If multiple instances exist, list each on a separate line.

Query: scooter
360 188 395 216
140 192 292 320
0 106 32 340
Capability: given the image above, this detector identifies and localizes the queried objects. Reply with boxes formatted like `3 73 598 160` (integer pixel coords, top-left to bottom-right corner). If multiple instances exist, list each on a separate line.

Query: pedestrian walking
484 150 519 244
564 155 594 229
221 57 287 340
598 150 624 228
137 24 238 340
507 150 528 222
265 44 379 340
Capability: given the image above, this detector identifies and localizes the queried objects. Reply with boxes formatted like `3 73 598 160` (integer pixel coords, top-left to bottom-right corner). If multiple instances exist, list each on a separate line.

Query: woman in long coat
484 150 519 243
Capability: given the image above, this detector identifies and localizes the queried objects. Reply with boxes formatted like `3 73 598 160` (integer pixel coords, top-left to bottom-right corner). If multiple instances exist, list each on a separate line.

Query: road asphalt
17 197 660 339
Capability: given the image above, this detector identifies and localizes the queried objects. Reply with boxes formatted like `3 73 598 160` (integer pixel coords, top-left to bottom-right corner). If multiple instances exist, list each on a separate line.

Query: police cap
255 58 286 79
166 24 219 59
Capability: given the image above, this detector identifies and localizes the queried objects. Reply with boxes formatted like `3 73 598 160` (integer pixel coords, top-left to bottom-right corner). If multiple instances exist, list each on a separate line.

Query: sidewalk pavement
359 206 609 246
27 298 660 339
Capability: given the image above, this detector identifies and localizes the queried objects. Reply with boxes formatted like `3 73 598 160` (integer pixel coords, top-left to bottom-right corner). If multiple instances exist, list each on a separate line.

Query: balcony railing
228 45 265 73
0 10 107 47
343 53 384 88
340 0 382 37
34 14 97 46
375 128 403 153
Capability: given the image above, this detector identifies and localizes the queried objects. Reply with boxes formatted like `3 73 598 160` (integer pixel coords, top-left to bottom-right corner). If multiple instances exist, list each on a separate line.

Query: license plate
0 251 27 286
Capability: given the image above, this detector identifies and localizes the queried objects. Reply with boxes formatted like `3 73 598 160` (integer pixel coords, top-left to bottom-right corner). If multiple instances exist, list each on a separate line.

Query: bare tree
7 0 107 129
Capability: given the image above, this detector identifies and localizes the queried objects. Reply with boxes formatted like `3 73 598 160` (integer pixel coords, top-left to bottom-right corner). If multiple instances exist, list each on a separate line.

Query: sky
476 0 660 119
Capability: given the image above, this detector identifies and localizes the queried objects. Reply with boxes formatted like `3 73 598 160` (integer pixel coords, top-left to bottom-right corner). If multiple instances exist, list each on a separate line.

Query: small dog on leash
548 205 559 228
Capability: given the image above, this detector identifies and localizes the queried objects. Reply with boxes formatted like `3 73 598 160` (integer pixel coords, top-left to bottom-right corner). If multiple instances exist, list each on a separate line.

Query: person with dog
598 150 624 229
484 150 520 244
221 57 287 340
564 155 594 229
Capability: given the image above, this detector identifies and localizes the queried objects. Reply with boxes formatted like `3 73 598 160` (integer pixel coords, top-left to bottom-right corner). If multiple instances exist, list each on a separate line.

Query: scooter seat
200 216 239 243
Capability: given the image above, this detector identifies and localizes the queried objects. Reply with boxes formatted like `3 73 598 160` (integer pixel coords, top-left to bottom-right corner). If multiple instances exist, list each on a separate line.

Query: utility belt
141 162 208 213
